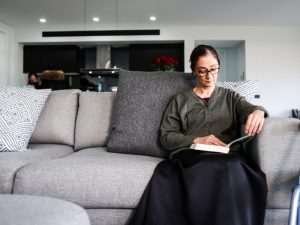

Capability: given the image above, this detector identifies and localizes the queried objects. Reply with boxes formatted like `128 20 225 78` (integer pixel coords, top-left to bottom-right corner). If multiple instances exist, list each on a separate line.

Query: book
190 135 250 154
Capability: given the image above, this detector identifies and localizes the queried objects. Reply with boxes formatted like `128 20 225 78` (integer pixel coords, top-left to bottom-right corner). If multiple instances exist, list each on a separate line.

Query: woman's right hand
192 135 226 146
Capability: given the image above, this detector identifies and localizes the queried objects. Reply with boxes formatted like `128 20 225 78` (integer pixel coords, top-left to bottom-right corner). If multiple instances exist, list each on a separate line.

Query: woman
128 45 268 225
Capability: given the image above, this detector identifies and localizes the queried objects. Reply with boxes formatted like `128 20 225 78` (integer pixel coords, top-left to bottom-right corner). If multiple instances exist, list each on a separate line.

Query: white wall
0 22 15 86
0 31 5 84
8 26 300 117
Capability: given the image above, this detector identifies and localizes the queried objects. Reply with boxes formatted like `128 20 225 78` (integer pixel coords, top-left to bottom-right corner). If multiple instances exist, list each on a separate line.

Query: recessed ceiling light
39 18 47 23
92 17 100 22
150 16 157 21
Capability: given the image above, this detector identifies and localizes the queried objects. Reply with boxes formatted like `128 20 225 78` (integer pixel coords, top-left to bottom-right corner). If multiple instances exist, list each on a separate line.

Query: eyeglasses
197 67 220 77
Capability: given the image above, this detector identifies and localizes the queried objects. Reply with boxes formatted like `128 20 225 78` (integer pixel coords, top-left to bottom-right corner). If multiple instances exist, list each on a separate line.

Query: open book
190 135 250 154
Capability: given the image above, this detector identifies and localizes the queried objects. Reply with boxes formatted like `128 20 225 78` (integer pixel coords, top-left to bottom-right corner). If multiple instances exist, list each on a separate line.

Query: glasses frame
197 67 220 77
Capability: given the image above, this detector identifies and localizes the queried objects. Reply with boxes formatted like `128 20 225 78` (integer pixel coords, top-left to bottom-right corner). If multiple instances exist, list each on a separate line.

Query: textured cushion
216 80 259 103
0 86 51 152
0 144 73 193
0 194 90 225
13 147 162 208
30 89 80 146
74 92 116 151
107 70 194 157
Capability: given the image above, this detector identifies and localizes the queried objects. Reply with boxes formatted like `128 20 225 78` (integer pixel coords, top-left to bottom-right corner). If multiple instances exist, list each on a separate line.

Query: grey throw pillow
74 92 116 151
107 70 194 158
30 90 81 146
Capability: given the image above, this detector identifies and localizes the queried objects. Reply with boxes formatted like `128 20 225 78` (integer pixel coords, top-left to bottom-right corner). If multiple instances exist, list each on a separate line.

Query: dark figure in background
128 45 268 225
27 72 43 89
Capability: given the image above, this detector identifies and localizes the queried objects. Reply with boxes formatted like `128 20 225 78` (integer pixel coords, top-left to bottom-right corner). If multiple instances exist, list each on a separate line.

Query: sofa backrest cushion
29 90 80 146
107 70 194 158
74 92 116 151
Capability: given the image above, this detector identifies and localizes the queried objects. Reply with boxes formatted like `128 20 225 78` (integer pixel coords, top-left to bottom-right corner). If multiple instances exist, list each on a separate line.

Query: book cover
190 135 250 154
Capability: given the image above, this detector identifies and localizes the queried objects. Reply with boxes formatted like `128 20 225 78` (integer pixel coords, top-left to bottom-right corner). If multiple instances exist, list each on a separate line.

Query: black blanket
128 150 267 225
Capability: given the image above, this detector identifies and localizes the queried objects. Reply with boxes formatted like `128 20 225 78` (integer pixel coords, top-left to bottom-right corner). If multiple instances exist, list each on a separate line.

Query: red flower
152 57 161 64
152 56 179 71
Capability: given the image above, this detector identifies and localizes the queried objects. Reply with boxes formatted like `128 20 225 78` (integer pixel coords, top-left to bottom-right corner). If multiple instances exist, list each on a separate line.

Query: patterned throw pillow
216 80 260 103
0 86 51 152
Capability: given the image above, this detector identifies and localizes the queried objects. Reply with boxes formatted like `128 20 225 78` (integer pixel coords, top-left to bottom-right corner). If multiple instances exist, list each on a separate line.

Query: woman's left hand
245 110 265 136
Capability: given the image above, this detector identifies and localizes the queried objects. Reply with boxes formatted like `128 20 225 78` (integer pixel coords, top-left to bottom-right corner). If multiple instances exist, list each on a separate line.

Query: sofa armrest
246 117 300 209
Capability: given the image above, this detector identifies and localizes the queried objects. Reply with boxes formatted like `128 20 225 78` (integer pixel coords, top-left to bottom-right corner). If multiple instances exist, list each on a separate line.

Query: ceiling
0 0 300 30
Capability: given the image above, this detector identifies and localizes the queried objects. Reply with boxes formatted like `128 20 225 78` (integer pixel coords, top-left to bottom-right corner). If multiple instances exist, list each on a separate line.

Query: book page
226 135 250 147
190 144 229 154
190 135 250 154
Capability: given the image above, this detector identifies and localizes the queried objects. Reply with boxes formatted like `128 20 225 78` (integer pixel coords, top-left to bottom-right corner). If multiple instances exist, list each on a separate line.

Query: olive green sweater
159 86 268 154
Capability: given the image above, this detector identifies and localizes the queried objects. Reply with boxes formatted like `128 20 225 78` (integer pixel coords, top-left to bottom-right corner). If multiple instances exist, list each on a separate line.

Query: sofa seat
0 144 74 194
86 209 133 225
13 147 163 209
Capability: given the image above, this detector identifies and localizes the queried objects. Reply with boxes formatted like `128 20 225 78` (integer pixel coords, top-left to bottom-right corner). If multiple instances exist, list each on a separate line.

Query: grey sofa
0 72 300 225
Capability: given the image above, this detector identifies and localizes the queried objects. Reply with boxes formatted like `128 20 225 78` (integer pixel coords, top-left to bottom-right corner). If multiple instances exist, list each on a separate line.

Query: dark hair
190 45 220 71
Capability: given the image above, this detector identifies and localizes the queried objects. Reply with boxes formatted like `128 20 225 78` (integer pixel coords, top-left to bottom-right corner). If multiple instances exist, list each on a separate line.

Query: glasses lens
210 68 219 75
198 69 207 76
197 68 219 77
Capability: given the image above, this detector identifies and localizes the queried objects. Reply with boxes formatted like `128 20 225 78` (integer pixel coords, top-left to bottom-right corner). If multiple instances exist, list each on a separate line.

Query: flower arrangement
152 56 179 71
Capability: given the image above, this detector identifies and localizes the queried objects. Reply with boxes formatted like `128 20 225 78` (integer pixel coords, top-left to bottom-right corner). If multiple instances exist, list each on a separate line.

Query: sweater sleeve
235 93 269 123
159 96 196 151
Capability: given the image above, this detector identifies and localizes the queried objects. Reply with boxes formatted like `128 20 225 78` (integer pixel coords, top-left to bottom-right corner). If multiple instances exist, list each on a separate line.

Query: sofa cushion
216 80 259 103
30 90 80 146
13 147 162 208
248 118 300 209
264 209 289 225
0 86 51 152
0 144 73 193
107 70 194 158
74 92 116 151
86 209 132 225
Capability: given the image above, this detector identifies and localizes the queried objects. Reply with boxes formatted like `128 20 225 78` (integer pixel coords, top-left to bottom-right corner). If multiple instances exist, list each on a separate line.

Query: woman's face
193 53 219 88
